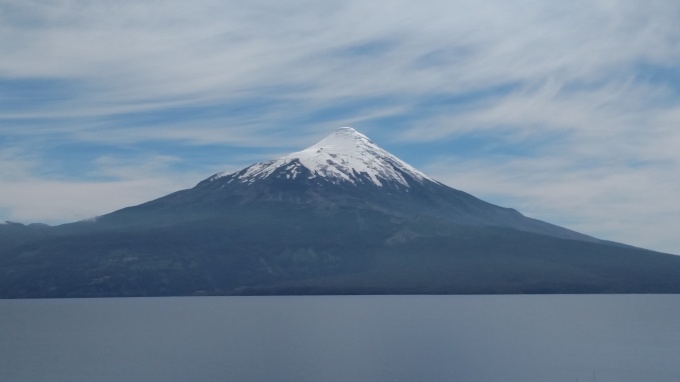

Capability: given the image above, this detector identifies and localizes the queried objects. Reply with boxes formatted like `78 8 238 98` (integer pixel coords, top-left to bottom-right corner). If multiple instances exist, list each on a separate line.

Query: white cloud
0 178 187 224
393 56 680 256
425 152 680 255
0 148 202 224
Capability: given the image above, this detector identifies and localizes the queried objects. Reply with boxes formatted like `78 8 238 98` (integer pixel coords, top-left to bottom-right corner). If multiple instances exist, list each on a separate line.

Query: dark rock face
1 128 680 298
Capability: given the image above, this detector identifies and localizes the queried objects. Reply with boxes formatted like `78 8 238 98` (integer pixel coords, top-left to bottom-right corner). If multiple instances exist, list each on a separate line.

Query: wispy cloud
1 0 680 253
0 146 204 223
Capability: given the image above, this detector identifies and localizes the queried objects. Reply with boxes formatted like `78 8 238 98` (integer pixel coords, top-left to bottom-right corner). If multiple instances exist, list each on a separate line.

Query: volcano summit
213 127 435 187
2 127 680 297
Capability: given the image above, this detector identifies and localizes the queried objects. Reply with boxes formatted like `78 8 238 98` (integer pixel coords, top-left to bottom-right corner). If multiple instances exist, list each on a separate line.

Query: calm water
1 295 679 382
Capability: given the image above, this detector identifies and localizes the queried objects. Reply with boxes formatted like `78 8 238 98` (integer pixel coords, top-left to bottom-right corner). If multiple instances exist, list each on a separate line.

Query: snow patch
222 127 434 188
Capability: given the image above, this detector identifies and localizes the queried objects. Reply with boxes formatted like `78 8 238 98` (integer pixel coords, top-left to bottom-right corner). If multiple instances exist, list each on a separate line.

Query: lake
1 295 679 382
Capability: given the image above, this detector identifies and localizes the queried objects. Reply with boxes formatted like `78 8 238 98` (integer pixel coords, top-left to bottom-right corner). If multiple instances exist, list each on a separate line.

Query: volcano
2 127 680 297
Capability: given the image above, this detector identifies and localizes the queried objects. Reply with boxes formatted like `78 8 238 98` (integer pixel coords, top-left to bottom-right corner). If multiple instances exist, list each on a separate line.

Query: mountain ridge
1 127 679 298
190 127 595 242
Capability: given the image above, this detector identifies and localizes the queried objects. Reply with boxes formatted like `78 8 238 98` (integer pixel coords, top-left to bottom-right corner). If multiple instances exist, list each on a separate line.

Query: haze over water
2 295 679 382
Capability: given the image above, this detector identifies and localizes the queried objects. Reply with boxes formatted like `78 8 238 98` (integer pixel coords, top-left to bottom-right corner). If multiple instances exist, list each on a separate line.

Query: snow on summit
214 127 434 187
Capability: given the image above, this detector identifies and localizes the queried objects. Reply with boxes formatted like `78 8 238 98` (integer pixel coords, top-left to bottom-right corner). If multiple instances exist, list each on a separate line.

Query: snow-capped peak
214 127 435 187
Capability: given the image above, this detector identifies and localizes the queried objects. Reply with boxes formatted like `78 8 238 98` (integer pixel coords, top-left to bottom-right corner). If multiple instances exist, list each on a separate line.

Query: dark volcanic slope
1 128 679 298
85 127 593 241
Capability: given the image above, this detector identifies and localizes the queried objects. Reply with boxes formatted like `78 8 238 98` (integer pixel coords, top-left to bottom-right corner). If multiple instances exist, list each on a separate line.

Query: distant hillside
2 128 679 298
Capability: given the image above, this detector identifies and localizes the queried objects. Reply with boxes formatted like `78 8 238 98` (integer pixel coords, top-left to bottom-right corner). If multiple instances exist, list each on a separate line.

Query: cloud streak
1 0 680 253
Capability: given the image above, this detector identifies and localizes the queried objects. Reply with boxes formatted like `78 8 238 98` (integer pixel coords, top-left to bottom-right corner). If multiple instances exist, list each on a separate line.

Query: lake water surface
1 295 679 382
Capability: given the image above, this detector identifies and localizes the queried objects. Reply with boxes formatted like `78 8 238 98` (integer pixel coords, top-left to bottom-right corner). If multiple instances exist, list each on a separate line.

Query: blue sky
2 0 680 255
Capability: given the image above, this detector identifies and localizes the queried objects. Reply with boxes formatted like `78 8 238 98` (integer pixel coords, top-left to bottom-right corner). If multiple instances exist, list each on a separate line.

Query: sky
1 1 680 255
